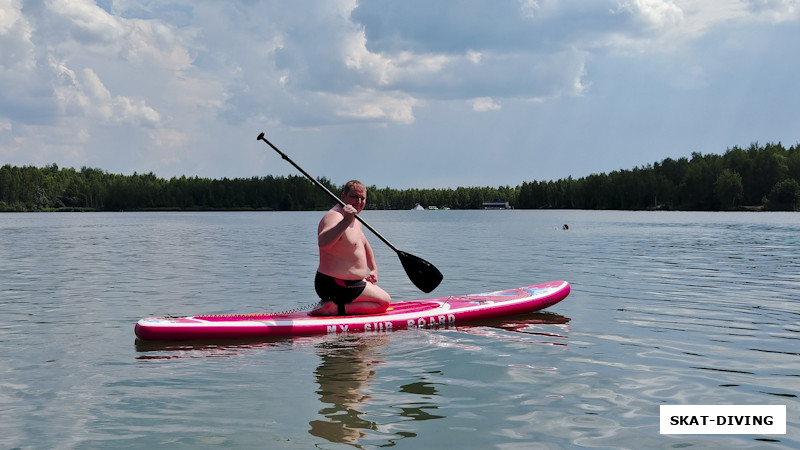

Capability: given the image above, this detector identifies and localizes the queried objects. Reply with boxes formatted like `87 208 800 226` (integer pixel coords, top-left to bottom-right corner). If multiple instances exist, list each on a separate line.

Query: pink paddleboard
134 280 570 341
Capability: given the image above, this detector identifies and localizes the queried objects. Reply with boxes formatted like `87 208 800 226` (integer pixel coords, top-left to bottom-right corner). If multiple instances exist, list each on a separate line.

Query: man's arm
318 206 356 249
364 237 378 283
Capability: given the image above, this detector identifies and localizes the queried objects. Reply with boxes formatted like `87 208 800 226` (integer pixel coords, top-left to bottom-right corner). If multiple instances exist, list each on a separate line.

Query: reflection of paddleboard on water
134 281 571 342
453 313 571 349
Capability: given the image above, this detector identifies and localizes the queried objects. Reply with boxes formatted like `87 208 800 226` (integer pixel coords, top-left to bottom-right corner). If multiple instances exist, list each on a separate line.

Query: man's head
341 180 367 212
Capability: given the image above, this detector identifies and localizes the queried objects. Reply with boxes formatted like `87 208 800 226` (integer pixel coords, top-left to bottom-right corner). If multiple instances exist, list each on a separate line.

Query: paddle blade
397 250 443 293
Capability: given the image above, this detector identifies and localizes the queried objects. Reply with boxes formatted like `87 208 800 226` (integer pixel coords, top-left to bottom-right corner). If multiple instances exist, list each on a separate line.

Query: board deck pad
135 281 570 341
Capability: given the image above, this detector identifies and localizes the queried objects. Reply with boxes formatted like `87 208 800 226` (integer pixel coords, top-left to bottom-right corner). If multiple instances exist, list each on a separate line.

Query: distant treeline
1 142 799 212
520 142 800 211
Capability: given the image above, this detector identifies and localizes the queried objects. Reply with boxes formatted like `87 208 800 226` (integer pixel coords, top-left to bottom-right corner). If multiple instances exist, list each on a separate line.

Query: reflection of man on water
308 336 383 445
309 334 448 446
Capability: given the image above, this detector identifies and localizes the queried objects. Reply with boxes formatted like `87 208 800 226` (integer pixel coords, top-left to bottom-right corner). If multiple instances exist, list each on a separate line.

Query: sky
1 0 799 189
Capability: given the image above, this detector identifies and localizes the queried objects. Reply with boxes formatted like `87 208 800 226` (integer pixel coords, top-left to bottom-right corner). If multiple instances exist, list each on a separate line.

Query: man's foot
309 300 337 316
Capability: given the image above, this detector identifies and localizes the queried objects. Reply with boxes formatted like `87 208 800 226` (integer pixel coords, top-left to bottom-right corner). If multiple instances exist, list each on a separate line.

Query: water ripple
1 211 798 448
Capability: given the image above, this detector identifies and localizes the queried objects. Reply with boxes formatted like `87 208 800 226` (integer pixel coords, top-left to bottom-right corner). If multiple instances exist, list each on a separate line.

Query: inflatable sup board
135 280 570 341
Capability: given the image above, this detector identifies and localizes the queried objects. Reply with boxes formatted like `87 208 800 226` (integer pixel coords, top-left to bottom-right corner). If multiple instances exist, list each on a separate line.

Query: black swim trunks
314 272 366 315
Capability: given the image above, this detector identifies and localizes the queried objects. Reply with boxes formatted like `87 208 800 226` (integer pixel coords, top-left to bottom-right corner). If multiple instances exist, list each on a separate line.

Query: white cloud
466 50 482 64
81 67 111 101
335 90 419 124
49 58 159 126
0 0 35 69
616 0 684 31
123 19 194 70
472 97 501 112
518 0 542 19
47 0 124 45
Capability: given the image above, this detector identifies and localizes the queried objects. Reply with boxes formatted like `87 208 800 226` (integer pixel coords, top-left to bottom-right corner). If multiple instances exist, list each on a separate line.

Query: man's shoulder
319 206 343 225
322 206 343 217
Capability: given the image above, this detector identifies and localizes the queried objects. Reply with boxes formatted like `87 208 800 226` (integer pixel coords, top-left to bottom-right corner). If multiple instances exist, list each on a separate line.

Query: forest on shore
1 141 799 212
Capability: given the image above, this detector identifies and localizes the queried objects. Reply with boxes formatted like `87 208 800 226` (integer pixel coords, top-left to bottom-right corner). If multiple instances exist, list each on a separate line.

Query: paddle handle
257 133 399 253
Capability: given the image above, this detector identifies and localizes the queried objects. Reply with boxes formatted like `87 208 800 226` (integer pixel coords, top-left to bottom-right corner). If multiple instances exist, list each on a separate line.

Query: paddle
257 132 443 293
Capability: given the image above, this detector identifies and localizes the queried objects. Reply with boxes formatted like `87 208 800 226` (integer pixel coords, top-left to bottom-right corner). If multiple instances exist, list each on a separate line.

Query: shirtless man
311 180 391 316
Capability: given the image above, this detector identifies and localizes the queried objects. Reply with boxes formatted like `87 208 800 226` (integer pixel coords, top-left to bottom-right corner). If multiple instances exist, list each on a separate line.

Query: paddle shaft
257 132 443 293
257 133 399 253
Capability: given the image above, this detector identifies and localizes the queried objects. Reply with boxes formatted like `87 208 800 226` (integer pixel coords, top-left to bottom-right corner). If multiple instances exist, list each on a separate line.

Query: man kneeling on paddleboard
311 180 391 316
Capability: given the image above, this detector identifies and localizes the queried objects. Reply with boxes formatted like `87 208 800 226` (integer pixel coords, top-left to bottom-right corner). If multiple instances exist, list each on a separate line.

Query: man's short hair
342 180 365 195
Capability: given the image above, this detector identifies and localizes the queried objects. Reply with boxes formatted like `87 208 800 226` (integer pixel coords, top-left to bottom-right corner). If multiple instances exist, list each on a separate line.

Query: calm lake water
1 210 797 449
